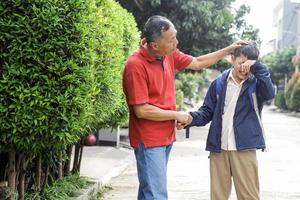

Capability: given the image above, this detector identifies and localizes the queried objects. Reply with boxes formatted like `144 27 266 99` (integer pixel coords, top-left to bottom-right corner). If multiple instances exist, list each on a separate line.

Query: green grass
96 185 113 200
24 174 92 200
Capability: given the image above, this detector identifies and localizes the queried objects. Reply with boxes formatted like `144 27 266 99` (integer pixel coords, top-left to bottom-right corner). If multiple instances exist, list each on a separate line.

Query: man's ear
149 42 159 50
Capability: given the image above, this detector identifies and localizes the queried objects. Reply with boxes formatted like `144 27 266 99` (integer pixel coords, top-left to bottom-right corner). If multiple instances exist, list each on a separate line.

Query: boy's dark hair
233 42 260 60
143 15 172 44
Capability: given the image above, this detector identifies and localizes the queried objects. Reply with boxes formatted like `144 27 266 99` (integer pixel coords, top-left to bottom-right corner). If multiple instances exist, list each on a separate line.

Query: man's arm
133 103 191 124
186 41 247 70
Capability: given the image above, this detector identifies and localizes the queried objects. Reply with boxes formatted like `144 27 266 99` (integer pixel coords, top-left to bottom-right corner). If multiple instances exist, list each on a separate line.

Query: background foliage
117 0 259 56
285 72 300 111
117 0 260 108
262 46 296 89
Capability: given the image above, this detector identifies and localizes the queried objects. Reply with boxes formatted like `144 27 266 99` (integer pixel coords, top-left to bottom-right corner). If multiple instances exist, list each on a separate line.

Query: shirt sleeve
123 63 149 106
172 49 193 71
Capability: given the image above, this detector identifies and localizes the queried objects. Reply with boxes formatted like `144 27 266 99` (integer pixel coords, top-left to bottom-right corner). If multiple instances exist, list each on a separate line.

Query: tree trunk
15 152 25 196
16 153 28 200
36 154 42 191
58 152 63 180
72 144 80 173
8 149 16 200
43 165 50 189
63 145 73 175
17 170 25 200
72 140 84 173
77 143 84 173
18 159 26 200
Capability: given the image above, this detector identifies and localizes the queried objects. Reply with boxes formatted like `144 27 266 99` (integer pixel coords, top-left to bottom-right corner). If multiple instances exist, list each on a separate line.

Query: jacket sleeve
188 81 217 127
251 60 276 101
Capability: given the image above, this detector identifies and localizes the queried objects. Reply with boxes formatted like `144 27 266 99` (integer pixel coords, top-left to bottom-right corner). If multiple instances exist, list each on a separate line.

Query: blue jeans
134 143 173 200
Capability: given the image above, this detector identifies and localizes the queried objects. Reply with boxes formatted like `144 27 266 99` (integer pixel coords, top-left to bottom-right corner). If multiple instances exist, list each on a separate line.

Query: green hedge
90 0 139 129
0 0 139 153
0 0 139 197
0 0 97 152
274 90 287 110
285 72 300 111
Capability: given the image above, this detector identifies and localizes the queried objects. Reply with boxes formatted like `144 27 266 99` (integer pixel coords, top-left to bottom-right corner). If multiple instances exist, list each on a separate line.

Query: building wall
274 0 300 49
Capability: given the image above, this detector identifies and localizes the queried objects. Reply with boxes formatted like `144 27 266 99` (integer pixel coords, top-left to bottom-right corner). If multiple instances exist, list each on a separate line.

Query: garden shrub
0 0 139 198
90 0 139 129
285 73 300 111
0 0 96 152
274 90 287 110
289 73 300 111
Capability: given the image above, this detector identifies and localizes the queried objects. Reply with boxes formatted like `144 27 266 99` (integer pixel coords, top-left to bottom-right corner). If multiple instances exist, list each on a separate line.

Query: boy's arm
188 81 217 127
250 60 276 101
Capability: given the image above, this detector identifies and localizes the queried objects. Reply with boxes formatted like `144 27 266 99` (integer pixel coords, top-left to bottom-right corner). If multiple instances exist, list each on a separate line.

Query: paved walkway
80 146 134 184
102 106 300 200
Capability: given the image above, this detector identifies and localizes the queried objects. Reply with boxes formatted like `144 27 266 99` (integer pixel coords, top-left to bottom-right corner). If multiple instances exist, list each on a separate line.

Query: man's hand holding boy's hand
176 114 193 130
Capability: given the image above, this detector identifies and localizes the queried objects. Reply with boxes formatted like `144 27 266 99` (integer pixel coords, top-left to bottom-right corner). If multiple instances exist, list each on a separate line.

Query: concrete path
103 106 300 200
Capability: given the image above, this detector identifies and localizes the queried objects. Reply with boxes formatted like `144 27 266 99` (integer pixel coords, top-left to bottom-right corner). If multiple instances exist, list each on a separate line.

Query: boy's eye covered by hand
238 60 256 73
232 58 257 83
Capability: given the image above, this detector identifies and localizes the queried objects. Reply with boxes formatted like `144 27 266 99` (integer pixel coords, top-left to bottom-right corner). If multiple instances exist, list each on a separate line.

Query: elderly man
123 15 244 200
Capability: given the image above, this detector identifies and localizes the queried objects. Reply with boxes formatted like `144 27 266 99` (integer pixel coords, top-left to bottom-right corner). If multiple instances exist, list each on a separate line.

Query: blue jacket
189 60 275 152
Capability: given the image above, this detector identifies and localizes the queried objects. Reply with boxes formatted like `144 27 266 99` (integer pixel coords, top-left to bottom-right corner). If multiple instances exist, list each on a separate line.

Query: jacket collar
221 69 255 96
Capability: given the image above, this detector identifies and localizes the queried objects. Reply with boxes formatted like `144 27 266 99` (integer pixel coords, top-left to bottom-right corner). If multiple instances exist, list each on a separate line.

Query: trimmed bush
90 0 139 129
274 90 287 110
285 72 300 111
289 73 300 111
0 0 96 153
0 0 139 198
175 80 184 110
291 81 300 111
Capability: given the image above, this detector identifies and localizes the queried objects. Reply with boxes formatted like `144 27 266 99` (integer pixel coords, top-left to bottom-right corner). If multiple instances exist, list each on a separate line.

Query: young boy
182 43 275 200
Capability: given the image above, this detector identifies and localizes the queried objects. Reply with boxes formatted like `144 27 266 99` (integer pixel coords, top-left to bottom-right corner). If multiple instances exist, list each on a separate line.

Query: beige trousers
209 150 259 200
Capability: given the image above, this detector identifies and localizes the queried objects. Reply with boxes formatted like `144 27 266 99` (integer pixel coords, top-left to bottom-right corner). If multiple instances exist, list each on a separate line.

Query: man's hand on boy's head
241 60 256 73
228 40 249 51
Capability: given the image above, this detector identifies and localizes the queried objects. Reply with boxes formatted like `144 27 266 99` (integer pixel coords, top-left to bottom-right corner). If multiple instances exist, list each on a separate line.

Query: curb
269 106 300 118
73 147 134 200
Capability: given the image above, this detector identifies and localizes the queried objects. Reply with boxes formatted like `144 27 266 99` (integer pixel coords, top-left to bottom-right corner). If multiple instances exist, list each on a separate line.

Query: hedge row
275 72 300 111
0 0 139 198
285 72 300 111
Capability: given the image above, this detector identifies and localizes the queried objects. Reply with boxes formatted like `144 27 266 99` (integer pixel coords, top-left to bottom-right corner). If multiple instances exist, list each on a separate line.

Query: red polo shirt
122 40 193 148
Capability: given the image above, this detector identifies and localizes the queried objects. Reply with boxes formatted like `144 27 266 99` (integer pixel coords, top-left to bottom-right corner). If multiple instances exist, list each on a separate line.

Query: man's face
151 25 178 56
232 54 251 82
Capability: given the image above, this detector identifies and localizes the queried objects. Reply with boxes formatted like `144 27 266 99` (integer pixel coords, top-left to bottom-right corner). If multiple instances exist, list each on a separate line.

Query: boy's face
231 54 251 82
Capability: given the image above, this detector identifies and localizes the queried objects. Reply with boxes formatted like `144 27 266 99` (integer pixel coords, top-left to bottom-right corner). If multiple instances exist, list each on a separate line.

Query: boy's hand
176 115 193 130
241 60 256 73
175 112 190 124
176 122 185 130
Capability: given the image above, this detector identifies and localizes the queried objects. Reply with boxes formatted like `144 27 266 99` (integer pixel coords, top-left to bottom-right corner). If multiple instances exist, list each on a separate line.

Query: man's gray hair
143 15 173 44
